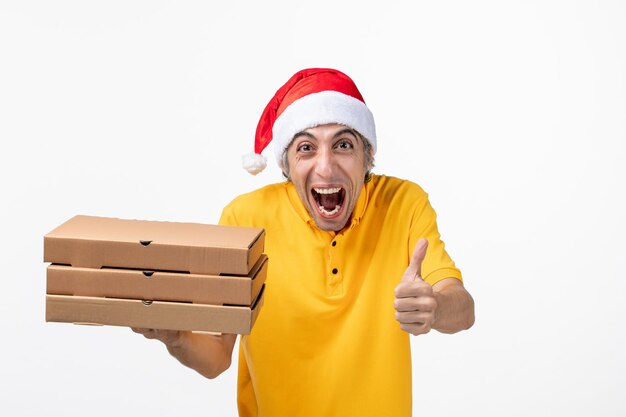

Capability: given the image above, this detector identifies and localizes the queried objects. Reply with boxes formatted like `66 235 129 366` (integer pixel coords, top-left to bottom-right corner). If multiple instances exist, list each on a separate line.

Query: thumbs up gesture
394 238 438 336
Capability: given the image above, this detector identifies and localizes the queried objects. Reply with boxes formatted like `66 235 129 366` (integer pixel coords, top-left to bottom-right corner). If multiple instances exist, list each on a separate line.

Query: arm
395 239 475 336
432 278 475 333
131 328 237 379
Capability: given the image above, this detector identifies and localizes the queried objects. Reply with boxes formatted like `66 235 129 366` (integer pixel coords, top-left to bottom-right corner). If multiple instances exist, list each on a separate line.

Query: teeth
314 187 341 194
318 205 341 216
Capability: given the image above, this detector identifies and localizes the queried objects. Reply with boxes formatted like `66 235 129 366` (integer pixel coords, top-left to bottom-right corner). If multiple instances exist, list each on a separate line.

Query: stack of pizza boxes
44 215 266 334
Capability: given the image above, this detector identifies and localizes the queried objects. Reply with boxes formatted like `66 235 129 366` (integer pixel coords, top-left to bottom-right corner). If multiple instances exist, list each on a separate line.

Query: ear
365 145 375 173
367 147 374 171
281 153 290 179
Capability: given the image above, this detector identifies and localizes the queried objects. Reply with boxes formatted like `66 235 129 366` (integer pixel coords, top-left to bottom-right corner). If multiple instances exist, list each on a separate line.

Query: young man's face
286 123 371 232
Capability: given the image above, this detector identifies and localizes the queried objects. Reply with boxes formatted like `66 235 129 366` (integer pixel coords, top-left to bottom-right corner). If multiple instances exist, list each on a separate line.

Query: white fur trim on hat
242 152 267 175
272 91 377 170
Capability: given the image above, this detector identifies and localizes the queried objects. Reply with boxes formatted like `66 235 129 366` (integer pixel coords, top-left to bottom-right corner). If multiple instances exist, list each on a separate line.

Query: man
133 68 474 417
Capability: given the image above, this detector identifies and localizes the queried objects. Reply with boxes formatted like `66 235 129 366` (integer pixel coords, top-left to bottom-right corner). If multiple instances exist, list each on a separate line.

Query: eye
297 143 313 153
336 140 353 150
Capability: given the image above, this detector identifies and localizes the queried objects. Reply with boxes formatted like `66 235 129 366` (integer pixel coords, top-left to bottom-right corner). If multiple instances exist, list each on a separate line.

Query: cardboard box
46 255 267 306
46 285 265 335
44 215 265 276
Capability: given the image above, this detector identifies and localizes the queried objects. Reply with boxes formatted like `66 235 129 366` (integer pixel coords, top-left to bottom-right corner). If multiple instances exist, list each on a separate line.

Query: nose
314 147 335 179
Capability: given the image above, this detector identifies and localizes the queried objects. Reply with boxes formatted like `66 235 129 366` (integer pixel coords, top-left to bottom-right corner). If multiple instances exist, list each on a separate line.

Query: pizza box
44 215 265 276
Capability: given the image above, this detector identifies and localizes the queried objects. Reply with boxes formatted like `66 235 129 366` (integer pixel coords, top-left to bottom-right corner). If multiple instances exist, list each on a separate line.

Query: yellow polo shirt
219 174 462 417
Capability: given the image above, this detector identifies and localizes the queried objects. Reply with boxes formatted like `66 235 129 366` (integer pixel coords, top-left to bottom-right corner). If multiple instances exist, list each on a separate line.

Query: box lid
46 284 265 335
46 255 268 305
44 215 265 275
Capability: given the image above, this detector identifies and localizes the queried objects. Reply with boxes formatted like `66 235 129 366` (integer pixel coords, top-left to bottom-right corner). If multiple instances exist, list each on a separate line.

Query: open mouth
311 187 346 217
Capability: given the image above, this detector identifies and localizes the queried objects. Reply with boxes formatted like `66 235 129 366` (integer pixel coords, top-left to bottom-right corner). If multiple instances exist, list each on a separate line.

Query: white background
1 1 625 416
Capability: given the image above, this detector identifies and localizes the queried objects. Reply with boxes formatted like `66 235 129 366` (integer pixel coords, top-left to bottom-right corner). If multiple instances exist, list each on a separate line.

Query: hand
394 238 437 336
131 327 184 348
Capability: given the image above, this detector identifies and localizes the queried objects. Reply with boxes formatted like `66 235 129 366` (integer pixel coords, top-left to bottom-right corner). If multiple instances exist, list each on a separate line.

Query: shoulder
369 174 429 205
227 182 288 206
220 182 289 227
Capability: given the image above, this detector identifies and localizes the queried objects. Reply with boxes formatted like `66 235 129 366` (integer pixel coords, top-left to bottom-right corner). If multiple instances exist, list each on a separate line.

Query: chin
314 220 346 232
311 214 350 232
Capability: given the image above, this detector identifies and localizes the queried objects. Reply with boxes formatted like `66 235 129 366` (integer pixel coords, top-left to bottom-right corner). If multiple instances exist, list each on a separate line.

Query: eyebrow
333 128 358 140
292 131 315 141
292 128 358 142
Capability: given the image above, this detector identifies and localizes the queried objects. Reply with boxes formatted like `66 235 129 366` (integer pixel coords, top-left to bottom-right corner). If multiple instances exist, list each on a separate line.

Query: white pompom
242 152 267 175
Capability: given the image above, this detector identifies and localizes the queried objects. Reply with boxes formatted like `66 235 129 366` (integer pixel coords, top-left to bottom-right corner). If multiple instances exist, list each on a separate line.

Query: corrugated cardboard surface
44 215 265 275
46 285 265 335
46 255 268 305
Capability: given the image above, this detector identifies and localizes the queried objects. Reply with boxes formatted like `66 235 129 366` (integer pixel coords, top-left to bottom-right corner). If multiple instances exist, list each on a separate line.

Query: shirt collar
285 181 312 224
349 176 372 229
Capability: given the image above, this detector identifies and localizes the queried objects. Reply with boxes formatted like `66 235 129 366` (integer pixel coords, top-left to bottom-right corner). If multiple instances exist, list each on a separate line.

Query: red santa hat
242 68 377 175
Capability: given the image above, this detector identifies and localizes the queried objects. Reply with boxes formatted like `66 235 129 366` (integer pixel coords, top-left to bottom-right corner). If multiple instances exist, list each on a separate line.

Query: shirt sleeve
219 200 239 227
408 193 463 286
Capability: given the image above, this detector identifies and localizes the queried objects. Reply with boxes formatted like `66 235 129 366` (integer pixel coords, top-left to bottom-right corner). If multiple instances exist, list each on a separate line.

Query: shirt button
332 268 338 274
331 241 337 247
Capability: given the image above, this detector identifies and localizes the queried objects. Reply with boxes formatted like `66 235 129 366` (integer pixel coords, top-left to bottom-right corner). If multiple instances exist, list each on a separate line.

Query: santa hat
242 68 377 175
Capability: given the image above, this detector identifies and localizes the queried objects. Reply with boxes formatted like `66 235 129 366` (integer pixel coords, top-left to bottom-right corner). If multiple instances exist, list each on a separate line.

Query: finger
395 311 434 325
143 329 158 339
400 322 432 336
394 296 437 312
131 328 161 343
402 238 428 282
395 280 434 298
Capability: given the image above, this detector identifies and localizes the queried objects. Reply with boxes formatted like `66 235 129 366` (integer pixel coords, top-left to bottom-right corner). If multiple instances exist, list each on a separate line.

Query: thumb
401 238 428 282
